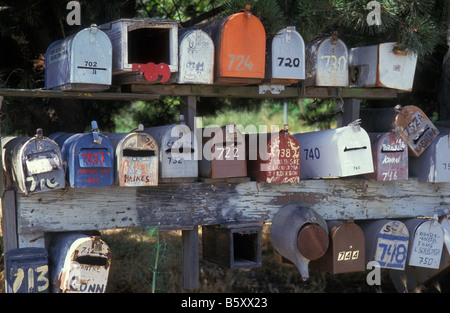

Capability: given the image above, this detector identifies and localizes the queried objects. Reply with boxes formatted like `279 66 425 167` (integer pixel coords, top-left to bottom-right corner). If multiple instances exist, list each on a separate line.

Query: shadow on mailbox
45 24 112 91
2 129 65 195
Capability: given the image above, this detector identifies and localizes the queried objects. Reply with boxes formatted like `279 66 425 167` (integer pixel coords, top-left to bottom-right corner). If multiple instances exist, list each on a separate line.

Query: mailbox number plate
79 148 112 168
8 264 49 293
374 222 409 270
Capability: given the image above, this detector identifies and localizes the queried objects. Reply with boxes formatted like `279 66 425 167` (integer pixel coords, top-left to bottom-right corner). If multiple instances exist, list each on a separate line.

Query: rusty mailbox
409 133 450 182
197 5 266 84
270 204 329 280
99 18 178 83
359 219 409 270
202 223 262 269
106 125 159 186
293 122 374 179
199 123 247 179
364 132 408 181
144 117 198 182
310 219 365 274
178 29 214 84
48 233 111 293
55 121 114 188
247 125 300 183
360 105 439 157
305 32 349 87
45 24 112 91
349 42 418 91
2 129 65 195
265 26 305 85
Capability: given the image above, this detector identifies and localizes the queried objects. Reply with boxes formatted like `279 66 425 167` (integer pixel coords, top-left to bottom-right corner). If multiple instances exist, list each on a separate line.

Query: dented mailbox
199 123 247 179
45 24 112 91
198 6 266 84
293 123 374 179
144 117 198 182
266 26 305 84
2 129 65 195
247 125 300 183
305 32 348 87
349 42 418 91
106 125 159 186
48 233 111 293
365 132 408 181
178 29 214 84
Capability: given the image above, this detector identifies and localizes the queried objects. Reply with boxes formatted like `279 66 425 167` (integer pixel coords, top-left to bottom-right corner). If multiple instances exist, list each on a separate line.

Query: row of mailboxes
45 10 418 90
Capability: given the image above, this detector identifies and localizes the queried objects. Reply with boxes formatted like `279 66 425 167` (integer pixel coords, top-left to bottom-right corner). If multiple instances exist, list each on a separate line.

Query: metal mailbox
349 42 418 91
359 219 409 270
106 125 159 186
293 123 374 179
265 26 305 85
409 133 450 182
360 105 439 157
199 123 247 179
270 204 329 280
364 132 408 181
202 223 262 269
45 24 112 91
178 29 214 84
310 219 365 274
144 117 198 182
2 129 65 195
305 32 349 87
247 125 300 183
57 121 114 188
5 248 49 293
99 18 178 83
48 233 111 293
197 6 266 84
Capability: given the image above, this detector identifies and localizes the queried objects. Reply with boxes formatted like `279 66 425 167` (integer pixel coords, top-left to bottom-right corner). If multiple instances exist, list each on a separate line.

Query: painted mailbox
247 125 300 183
293 123 374 179
365 132 408 181
178 29 214 84
106 125 159 186
2 129 65 195
349 42 418 91
45 24 112 91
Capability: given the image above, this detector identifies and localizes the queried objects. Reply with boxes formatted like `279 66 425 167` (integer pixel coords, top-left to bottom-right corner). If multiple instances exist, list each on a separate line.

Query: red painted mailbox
247 125 300 183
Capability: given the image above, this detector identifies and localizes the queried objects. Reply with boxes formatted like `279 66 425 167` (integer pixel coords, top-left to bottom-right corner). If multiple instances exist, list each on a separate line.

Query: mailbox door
349 45 378 87
267 26 305 84
178 29 214 84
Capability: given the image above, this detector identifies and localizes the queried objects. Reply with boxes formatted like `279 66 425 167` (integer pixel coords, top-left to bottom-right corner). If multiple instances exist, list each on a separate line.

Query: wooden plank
15 179 450 234
182 226 199 289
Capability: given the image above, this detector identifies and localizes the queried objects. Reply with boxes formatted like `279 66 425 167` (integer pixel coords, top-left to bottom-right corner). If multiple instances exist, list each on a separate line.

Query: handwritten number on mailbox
11 265 49 293
81 151 105 166
227 55 254 71
378 243 407 266
320 55 346 73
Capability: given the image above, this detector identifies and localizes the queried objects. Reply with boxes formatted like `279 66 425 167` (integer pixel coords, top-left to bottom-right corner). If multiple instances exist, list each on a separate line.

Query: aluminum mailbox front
45 24 112 91
293 123 374 179
2 129 65 195
349 42 418 91
266 26 305 85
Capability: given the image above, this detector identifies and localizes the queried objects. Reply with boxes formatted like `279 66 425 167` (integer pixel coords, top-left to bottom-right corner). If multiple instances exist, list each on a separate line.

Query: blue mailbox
55 121 114 188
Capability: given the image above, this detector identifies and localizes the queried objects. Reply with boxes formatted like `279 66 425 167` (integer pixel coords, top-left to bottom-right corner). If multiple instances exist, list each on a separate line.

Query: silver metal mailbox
45 24 112 91
144 117 198 182
2 129 65 195
178 29 214 84
266 26 305 84
48 233 111 293
106 125 159 186
293 122 374 179
409 133 450 182
305 32 349 87
349 42 418 91
99 18 178 82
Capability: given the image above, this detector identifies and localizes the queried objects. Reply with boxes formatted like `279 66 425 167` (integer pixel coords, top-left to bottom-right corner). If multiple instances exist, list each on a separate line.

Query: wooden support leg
337 98 361 127
1 190 18 252
182 226 199 289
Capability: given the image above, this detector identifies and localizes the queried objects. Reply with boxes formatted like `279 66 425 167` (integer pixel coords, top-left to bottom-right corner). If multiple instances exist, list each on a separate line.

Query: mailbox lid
178 29 214 84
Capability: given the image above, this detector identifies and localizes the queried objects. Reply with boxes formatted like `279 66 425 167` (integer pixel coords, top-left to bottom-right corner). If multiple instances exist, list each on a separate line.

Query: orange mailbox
198 6 266 84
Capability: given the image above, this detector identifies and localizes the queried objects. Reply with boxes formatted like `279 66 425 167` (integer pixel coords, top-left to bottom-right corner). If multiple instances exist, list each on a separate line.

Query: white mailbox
293 123 374 179
409 133 450 182
349 42 418 91
45 24 112 91
178 29 214 84
266 26 305 84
